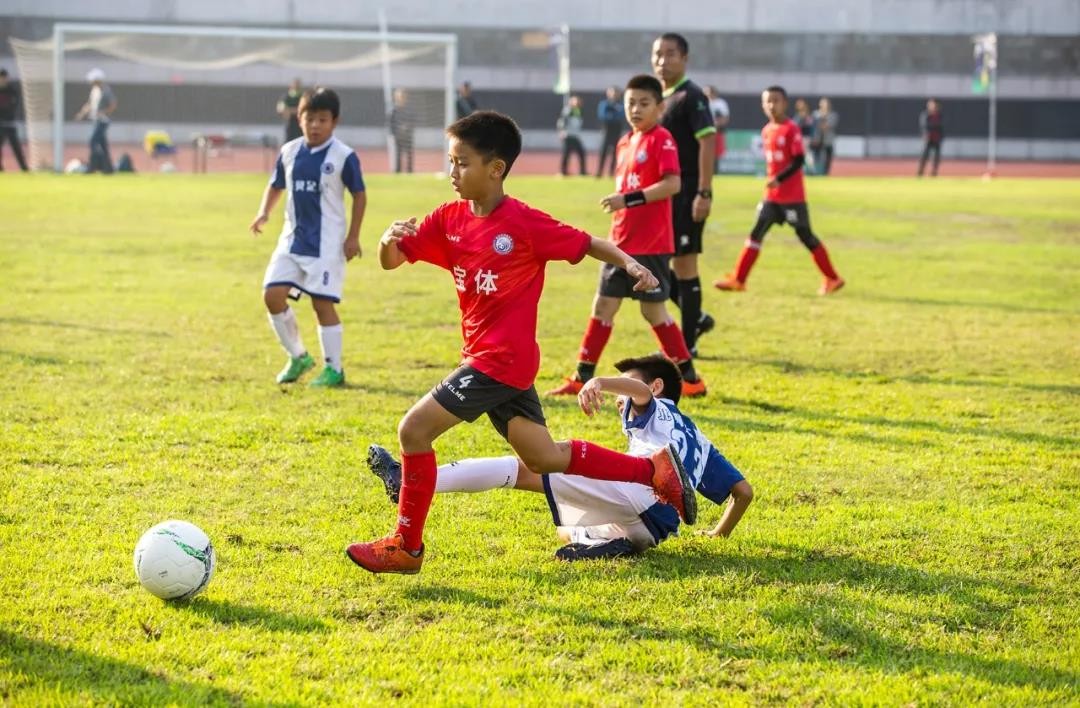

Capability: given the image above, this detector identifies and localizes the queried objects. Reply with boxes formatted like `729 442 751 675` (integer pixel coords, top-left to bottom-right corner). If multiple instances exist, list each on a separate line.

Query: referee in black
651 33 715 355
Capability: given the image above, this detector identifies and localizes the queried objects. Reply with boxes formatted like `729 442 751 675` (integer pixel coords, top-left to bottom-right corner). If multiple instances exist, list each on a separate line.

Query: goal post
9 22 458 172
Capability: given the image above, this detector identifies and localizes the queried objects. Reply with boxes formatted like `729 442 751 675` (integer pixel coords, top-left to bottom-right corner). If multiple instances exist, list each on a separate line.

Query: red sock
651 321 692 363
811 244 839 279
579 317 613 365
565 440 653 485
735 241 761 282
395 450 437 552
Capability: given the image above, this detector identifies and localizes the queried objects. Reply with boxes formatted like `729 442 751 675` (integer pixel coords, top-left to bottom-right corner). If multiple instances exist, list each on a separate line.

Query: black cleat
696 312 715 339
367 444 402 504
555 537 637 562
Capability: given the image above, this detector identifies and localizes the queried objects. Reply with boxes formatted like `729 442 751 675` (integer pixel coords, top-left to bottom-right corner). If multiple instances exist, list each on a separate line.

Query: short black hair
614 354 684 405
657 32 689 56
625 74 663 103
446 110 522 178
765 85 788 99
299 87 340 119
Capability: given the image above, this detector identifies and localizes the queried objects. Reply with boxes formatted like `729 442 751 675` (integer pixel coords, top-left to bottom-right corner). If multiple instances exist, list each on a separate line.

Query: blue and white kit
262 137 365 302
542 396 745 550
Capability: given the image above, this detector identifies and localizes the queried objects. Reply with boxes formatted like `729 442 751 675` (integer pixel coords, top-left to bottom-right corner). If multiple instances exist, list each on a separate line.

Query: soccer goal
9 23 458 172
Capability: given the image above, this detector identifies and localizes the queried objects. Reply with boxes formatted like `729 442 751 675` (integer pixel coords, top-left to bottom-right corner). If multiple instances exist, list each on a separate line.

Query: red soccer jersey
762 118 806 203
397 197 592 389
610 125 681 255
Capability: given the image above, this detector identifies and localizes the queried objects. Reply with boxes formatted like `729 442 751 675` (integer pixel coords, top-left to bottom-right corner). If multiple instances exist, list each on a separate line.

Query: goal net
9 23 457 173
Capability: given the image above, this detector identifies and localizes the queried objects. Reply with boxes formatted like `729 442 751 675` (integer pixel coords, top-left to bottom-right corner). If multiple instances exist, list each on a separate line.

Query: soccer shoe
555 537 636 562
276 353 315 384
309 366 345 388
681 377 707 398
367 444 402 504
649 443 697 525
819 277 846 296
713 275 747 292
345 534 423 574
695 312 715 339
547 375 584 396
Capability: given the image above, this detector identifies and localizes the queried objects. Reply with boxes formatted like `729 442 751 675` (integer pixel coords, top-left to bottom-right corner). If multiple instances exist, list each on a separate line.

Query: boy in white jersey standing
366 353 753 560
250 88 367 387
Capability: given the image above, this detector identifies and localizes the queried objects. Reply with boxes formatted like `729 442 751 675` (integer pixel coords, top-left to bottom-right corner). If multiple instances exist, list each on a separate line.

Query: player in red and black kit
346 111 697 574
714 86 845 296
652 33 717 356
549 75 706 399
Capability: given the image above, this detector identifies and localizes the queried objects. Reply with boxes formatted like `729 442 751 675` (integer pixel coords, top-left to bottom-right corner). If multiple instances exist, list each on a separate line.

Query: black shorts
431 364 546 440
672 189 705 256
757 201 811 230
597 253 672 302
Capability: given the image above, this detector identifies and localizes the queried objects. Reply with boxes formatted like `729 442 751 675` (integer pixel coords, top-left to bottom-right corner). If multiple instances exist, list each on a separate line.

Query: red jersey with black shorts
763 118 806 204
397 197 592 390
611 125 681 255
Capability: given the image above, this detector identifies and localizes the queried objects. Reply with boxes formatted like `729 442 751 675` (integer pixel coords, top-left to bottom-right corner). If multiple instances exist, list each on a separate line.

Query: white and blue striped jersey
621 396 745 506
270 137 365 259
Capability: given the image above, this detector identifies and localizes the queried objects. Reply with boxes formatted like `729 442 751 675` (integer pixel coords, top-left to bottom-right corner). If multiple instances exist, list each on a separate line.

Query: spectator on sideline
917 98 944 177
557 94 586 176
595 85 624 177
811 97 838 175
0 68 29 172
794 98 816 173
456 81 478 119
73 68 117 174
388 88 415 173
276 78 304 144
704 85 729 173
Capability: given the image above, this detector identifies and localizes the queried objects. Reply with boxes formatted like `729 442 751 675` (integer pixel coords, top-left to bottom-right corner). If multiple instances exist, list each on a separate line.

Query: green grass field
1 172 1078 705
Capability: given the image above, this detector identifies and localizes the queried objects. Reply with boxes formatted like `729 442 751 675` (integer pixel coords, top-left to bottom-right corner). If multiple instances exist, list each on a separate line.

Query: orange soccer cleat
648 444 697 525
713 275 747 292
819 277 845 295
345 534 424 575
681 377 707 398
547 375 584 396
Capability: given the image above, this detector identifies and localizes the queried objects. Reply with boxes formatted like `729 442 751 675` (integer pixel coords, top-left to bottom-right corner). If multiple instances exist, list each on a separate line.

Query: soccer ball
133 520 216 601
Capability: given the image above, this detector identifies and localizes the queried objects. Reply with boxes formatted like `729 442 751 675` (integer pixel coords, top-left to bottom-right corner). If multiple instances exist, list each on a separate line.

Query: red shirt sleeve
657 129 681 176
527 206 592 264
789 122 805 158
397 203 451 269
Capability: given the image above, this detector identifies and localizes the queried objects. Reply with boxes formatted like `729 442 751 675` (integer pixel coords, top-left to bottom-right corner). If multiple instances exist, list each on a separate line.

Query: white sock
268 308 306 358
436 456 519 493
318 323 344 372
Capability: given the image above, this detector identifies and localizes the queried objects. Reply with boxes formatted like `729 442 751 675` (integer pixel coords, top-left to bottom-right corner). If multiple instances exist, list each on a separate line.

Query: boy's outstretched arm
577 376 652 418
250 186 284 235
344 190 367 261
378 217 418 270
586 237 659 292
707 480 754 538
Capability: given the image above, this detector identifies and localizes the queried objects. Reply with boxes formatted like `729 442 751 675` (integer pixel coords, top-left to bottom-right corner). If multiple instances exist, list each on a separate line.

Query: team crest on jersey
492 233 514 255
322 162 335 175
635 148 649 164
778 136 786 146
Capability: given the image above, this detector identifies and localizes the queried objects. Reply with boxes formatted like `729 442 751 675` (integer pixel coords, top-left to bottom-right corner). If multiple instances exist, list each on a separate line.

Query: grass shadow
0 629 283 705
172 597 329 633
0 316 171 338
709 354 1080 396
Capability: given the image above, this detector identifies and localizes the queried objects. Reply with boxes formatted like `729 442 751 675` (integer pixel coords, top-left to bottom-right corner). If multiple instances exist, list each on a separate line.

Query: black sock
678 359 698 383
576 362 597 382
668 269 681 307
678 278 702 350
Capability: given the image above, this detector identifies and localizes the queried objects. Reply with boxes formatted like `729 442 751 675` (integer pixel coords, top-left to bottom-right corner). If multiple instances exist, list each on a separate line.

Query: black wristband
624 190 647 208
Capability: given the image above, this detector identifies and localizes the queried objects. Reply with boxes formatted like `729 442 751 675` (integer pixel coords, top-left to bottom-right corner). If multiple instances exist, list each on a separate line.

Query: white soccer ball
133 520 216 600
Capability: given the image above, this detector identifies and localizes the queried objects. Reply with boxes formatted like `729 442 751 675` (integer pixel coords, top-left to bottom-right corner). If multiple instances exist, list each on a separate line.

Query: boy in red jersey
346 111 697 574
549 75 706 400
714 86 845 295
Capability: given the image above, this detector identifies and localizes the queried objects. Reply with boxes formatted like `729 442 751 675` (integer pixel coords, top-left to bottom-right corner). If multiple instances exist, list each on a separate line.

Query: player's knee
396 415 435 452
518 442 568 474
796 228 820 250
263 288 286 313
